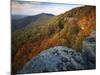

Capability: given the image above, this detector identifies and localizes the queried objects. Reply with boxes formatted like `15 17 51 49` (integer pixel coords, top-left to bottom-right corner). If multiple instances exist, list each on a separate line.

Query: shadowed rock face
19 45 95 74
82 31 96 68
82 31 96 53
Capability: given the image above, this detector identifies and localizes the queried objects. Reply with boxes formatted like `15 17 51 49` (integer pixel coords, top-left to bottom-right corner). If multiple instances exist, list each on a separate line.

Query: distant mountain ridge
12 13 54 31
35 13 54 16
12 15 27 20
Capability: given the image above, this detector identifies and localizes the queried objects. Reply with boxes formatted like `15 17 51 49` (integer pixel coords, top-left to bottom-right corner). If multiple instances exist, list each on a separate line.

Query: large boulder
19 46 95 74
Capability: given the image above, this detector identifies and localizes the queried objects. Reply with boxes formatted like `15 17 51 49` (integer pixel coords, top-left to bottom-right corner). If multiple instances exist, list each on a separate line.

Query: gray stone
19 46 95 74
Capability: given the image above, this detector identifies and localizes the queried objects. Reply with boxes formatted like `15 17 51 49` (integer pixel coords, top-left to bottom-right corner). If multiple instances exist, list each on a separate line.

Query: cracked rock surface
19 45 95 74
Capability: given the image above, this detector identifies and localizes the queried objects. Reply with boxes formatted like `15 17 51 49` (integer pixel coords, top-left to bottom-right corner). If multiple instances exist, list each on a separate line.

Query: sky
13 0 96 5
12 1 83 16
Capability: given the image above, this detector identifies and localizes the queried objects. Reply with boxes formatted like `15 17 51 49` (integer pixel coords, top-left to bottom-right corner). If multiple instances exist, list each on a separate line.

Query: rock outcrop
19 45 96 73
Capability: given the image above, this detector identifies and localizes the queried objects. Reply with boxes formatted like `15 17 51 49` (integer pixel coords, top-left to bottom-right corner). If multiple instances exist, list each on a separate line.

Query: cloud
11 1 82 15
